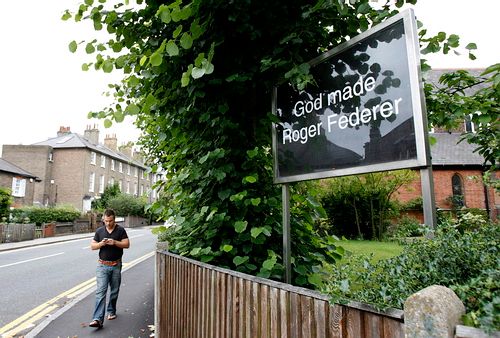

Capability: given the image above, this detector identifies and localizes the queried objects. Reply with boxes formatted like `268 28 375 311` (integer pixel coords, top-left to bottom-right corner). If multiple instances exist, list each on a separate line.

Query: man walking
89 209 130 328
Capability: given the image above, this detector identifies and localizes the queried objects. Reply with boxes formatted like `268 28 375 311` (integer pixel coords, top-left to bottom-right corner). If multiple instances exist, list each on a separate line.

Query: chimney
84 124 100 145
132 150 144 163
104 134 118 151
119 142 133 158
57 126 71 137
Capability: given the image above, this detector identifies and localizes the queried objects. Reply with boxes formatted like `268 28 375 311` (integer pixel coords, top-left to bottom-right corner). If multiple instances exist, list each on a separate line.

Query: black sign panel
273 10 429 183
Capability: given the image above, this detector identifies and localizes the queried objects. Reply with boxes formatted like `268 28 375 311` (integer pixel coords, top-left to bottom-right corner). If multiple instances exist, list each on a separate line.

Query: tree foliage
91 183 121 211
424 64 500 171
0 187 12 220
107 194 148 217
63 0 477 285
317 170 416 240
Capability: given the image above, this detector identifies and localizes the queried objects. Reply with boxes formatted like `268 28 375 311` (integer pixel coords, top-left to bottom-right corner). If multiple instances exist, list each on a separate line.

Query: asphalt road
0 227 157 337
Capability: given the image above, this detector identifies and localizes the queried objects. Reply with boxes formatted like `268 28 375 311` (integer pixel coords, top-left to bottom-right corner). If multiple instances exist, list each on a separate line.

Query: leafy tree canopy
63 0 480 285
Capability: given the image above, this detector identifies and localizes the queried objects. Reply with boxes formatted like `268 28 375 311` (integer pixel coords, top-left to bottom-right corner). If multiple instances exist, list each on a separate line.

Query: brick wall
0 172 36 208
2 145 53 206
51 148 87 210
395 168 499 220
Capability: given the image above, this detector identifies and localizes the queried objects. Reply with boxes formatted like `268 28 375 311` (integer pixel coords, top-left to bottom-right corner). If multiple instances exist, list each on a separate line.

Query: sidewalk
0 232 95 252
28 254 155 338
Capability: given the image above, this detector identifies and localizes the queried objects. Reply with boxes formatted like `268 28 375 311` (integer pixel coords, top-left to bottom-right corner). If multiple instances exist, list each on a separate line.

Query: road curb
0 234 94 253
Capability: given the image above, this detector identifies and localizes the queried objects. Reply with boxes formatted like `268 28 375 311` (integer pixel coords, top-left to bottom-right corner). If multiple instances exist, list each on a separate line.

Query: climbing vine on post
63 0 477 286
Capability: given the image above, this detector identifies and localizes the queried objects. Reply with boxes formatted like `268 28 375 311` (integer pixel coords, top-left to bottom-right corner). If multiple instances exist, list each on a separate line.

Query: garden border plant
321 217 499 333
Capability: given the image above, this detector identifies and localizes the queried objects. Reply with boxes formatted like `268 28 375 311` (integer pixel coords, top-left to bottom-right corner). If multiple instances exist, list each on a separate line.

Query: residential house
395 68 498 221
0 158 39 208
2 125 160 212
396 132 498 221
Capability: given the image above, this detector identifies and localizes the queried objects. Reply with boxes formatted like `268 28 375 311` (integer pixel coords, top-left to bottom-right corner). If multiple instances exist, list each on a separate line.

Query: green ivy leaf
190 247 201 256
128 75 140 87
139 55 148 66
102 60 114 73
166 40 179 56
190 21 203 39
157 5 171 23
114 111 125 122
180 32 193 49
243 175 257 184
262 257 276 270
250 198 261 206
191 67 205 79
233 256 249 266
199 153 209 164
307 273 323 287
61 11 72 21
85 43 95 54
103 119 112 128
68 41 78 53
202 60 214 75
250 227 263 238
357 2 371 14
181 71 190 87
171 7 182 22
221 244 233 252
112 42 123 53
217 189 232 201
247 148 259 158
234 220 248 233
465 42 477 50
150 52 163 66
447 34 460 48
173 25 183 39
126 103 140 115
214 170 226 181
180 4 192 20
230 191 247 202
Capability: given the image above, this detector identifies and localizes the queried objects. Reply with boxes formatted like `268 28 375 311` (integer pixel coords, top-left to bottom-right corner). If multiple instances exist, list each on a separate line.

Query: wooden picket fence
0 223 36 243
156 250 405 338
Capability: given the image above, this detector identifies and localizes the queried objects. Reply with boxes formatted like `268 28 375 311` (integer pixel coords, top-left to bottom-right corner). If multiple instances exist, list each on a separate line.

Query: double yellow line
0 251 155 338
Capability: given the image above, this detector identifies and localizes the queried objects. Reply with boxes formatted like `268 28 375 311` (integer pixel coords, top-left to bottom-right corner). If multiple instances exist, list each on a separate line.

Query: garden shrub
0 187 12 220
386 215 425 238
400 197 423 211
10 205 81 224
317 171 414 240
91 183 121 211
107 194 148 217
322 221 500 333
452 269 499 331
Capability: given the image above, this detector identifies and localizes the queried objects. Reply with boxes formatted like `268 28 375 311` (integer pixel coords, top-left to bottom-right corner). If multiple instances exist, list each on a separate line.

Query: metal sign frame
275 9 436 284
272 9 431 184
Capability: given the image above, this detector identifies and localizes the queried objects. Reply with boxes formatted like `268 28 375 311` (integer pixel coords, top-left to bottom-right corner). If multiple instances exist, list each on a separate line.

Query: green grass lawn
336 240 403 262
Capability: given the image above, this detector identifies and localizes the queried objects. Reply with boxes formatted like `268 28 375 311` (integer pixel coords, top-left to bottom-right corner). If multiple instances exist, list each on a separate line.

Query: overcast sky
0 0 498 155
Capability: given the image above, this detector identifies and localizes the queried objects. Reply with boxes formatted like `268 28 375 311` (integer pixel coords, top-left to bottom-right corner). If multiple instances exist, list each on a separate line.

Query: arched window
451 173 465 207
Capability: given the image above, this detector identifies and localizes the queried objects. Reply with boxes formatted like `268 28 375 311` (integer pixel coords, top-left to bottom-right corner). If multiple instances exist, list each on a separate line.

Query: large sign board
272 9 430 183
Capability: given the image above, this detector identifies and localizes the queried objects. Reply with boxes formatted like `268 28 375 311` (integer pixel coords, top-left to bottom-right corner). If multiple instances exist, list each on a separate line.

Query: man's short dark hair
104 209 116 218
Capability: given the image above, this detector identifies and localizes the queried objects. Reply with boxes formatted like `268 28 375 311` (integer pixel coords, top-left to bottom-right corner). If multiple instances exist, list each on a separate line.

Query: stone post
404 285 465 338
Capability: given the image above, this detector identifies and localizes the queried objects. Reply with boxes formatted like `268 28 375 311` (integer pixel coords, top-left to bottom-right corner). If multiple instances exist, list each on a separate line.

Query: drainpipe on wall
482 169 491 220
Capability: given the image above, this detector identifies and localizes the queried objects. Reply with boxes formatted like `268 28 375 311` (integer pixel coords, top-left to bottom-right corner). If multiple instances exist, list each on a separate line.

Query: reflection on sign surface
274 12 428 183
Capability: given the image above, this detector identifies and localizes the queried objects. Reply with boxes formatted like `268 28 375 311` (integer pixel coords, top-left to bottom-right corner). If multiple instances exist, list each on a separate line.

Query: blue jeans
92 262 122 322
